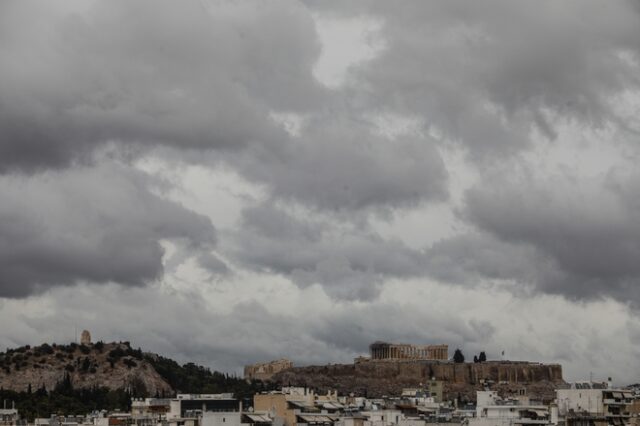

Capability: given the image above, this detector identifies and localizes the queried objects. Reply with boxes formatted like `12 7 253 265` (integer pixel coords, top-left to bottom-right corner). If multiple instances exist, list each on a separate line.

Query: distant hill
0 341 274 420
0 341 171 396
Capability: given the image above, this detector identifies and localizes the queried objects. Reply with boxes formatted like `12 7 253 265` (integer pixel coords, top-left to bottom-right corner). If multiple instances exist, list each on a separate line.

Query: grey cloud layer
2 0 640 313
460 171 640 302
0 0 448 211
304 0 640 304
0 0 449 298
0 162 215 297
227 201 426 300
232 116 448 212
314 0 640 160
0 0 320 171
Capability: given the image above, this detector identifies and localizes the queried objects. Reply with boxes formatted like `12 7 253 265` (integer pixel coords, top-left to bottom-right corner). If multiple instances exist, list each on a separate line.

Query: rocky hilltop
272 360 564 402
0 341 271 420
0 341 172 395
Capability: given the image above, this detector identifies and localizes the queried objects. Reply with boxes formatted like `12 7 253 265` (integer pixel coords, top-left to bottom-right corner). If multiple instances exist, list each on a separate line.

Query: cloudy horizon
2 0 640 386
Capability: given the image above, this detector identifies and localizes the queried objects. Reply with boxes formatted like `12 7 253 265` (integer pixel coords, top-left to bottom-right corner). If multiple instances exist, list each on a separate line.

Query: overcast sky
2 0 640 385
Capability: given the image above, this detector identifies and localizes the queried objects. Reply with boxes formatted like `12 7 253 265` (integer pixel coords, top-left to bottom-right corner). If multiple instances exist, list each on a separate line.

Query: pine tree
453 348 465 363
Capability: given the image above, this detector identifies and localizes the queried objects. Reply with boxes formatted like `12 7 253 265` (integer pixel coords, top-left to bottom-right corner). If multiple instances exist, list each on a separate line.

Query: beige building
369 342 448 361
254 392 296 426
628 399 640 426
253 388 336 426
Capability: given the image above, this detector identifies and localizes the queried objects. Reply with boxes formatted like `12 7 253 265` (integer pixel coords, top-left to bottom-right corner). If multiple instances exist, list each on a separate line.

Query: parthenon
369 342 448 361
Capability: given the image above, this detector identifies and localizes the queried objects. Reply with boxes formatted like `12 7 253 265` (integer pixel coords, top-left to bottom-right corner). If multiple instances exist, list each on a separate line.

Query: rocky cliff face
272 360 564 401
0 342 172 395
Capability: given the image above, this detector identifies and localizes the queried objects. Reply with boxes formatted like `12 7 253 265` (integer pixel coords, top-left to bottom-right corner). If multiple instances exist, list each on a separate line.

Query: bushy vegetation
122 358 137 368
107 343 143 366
473 351 487 363
0 374 131 422
145 355 276 401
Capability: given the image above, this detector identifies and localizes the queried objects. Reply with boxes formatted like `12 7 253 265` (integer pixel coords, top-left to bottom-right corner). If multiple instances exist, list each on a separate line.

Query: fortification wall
272 360 564 401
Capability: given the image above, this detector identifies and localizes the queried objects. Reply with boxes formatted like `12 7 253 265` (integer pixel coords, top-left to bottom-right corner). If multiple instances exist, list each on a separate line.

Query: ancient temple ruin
369 341 448 360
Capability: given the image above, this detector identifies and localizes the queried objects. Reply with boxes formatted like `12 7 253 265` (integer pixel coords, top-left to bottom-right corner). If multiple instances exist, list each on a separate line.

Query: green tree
479 351 487 362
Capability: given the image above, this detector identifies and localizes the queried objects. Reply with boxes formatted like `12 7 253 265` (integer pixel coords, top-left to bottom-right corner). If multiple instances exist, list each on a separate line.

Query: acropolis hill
264 342 565 402
272 360 564 401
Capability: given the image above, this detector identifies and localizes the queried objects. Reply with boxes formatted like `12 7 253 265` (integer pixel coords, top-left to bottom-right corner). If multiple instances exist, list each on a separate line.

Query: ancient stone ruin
244 358 293 381
369 341 449 361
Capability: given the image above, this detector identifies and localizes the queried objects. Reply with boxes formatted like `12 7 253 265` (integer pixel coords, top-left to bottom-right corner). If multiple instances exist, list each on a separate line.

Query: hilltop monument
80 329 92 345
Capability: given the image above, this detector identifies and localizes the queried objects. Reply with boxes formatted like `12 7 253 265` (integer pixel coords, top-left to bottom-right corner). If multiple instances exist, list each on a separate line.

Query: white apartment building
468 391 554 426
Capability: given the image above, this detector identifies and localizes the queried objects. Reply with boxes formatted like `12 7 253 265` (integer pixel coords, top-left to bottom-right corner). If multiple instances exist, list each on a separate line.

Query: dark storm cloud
0 162 216 297
424 232 545 287
2 0 640 310
425 170 640 303
0 0 451 300
0 0 321 172
227 201 426 300
229 113 449 213
311 0 640 161
0 0 450 213
303 0 640 305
